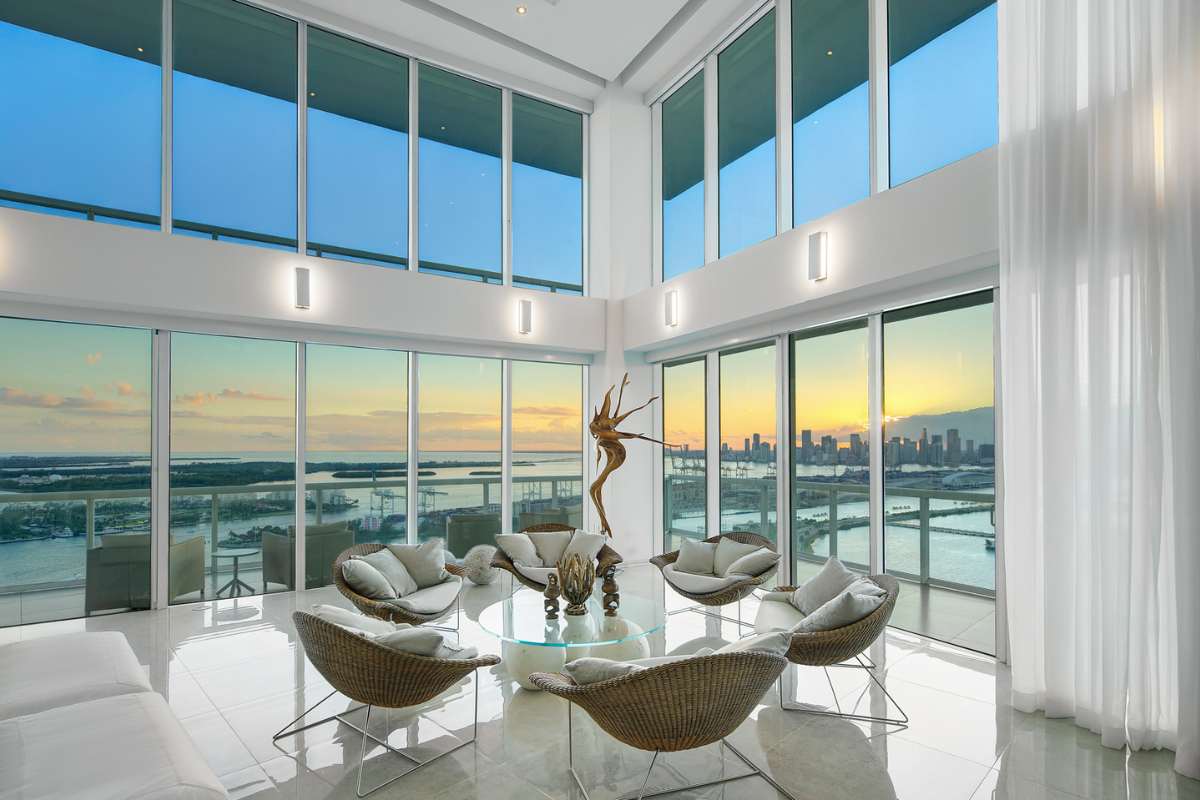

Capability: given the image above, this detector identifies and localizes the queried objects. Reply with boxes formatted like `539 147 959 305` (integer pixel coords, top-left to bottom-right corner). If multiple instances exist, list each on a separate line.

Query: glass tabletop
478 564 666 648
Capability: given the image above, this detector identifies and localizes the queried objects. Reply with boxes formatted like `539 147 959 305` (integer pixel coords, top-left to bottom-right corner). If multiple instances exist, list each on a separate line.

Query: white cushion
845 577 887 598
793 557 859 614
723 546 780 578
527 530 573 566
372 626 447 657
713 537 763 576
387 539 449 588
674 539 717 574
715 629 791 657
630 648 715 668
495 533 542 567
0 632 152 721
430 639 479 660
514 563 558 585
760 590 793 604
384 575 462 614
309 604 397 637
563 649 717 685
792 584 886 633
754 599 806 635
0 692 226 800
563 530 606 563
354 548 418 597
662 563 746 594
341 558 397 600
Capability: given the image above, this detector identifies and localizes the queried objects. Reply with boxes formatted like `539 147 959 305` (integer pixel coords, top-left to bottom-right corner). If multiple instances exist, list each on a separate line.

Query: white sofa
0 631 227 800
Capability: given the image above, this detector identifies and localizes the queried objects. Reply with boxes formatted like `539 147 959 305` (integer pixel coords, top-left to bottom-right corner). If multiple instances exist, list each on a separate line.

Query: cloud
513 405 578 417
112 381 136 397
85 352 103 365
174 388 289 406
0 386 148 417
81 386 96 401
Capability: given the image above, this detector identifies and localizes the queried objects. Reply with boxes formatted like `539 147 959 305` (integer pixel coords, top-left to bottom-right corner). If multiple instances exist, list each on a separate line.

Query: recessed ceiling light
440 124 447 131
136 46 144 53
826 49 833 56
516 5 527 15
308 90 316 97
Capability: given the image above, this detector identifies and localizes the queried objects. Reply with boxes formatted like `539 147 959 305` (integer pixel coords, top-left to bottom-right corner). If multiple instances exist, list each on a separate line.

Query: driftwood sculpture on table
588 373 675 539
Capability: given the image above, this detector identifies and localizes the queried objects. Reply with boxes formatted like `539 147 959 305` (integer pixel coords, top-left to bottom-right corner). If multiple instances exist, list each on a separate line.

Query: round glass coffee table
478 564 666 690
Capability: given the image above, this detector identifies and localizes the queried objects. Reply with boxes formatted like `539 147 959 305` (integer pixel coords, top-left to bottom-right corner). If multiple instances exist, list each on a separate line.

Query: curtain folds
998 0 1198 780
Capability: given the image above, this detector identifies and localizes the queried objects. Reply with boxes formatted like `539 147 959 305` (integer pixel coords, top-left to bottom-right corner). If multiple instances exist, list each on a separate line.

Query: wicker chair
530 651 796 800
651 532 778 628
277 611 500 797
491 523 623 593
333 543 465 631
770 574 907 727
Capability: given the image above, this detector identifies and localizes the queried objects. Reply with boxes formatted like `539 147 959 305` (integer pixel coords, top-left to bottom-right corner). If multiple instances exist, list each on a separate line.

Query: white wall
0 206 605 359
624 148 1000 359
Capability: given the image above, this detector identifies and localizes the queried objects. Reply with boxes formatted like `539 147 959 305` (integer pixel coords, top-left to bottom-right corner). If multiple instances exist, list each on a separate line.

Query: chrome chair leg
777 656 909 728
271 689 367 743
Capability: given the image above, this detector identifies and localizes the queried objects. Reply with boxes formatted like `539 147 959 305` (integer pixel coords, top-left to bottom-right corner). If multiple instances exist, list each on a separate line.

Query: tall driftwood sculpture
588 373 675 538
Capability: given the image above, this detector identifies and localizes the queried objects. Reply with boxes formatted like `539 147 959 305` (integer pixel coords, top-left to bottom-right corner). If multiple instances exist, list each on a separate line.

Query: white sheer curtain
998 0 1198 780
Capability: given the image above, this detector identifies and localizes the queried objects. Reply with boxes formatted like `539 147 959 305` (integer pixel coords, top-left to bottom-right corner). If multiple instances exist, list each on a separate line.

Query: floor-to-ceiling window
0 1 161 227
791 0 869 226
883 291 995 652
512 95 583 294
510 361 583 531
888 0 998 186
0 318 152 627
662 358 707 550
417 65 502 284
304 344 407 588
306 28 408 267
791 320 870 575
718 10 777 258
661 71 705 281
719 343 777 542
417 354 501 556
172 0 297 248
169 333 296 602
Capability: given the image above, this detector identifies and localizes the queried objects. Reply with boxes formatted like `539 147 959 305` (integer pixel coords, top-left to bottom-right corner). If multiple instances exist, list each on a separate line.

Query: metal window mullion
705 352 720 535
160 0 172 233
652 364 665 549
151 330 171 608
581 113 590 296
774 334 790 583
294 343 306 591
703 55 719 264
868 0 890 194
502 88 513 286
407 353 419 544
992 289 1008 662
775 0 792 235
582 366 593 531
501 360 513 534
297 22 307 255
867 314 884 574
651 101 664 285
409 64 420 273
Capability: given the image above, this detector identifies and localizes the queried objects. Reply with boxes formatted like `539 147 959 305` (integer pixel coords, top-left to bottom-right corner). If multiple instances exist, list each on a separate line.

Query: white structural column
502 88 513 286
293 343 307 591
406 353 420 544
702 54 719 264
408 64 420 272
501 359 513 534
151 330 171 608
160 0 173 234
704 351 721 536
867 315 884 573
775 0 793 236
867 0 890 194
296 22 308 255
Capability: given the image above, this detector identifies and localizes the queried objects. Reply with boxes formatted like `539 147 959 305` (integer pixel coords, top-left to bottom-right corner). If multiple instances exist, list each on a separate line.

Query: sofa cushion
513 563 557 585
674 539 717 575
0 692 227 800
372 626 447 657
723 547 779 579
0 631 152 721
562 531 606 564
341 558 397 600
792 582 886 633
662 563 746 595
383 574 462 615
387 539 449 588
793 557 859 614
353 549 418 597
563 648 717 685
713 538 763 576
527 530 573 566
754 598 806 635
495 533 542 567
309 604 397 637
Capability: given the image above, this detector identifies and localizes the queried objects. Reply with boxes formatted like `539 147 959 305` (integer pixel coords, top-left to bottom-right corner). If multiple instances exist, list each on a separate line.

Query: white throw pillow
340 559 398 600
495 533 542 566
845 577 887 598
761 590 793 604
387 539 449 588
563 531 606 563
373 626 479 660
563 658 643 685
792 586 884 633
713 538 763 576
309 604 397 637
662 563 745 594
792 557 859 614
715 630 791 657
527 530 573 566
354 549 419 597
632 648 715 668
722 546 780 578
674 539 717 575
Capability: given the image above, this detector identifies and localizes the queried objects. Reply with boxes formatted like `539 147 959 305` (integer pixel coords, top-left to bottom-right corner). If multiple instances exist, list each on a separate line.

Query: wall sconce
517 298 533 335
664 290 679 327
294 266 311 309
808 231 828 281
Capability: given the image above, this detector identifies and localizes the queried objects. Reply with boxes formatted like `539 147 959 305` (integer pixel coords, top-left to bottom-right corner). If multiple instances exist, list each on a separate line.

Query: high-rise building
800 429 813 464
947 428 961 466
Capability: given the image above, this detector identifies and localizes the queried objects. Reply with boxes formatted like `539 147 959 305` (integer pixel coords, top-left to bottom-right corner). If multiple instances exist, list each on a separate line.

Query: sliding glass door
718 343 777 542
662 358 707 550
